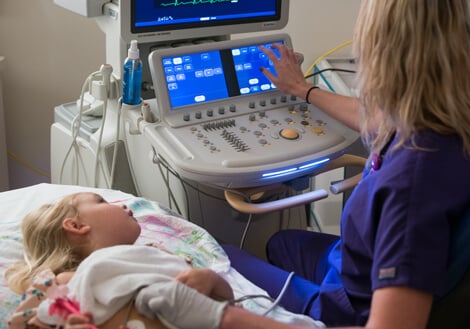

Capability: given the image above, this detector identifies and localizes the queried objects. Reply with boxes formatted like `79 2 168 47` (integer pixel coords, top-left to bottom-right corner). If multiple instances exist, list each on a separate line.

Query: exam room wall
0 0 359 190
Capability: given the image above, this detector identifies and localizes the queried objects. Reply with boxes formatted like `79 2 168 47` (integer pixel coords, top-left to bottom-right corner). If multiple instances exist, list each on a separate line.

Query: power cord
262 271 295 316
59 69 101 185
304 67 356 80
228 272 296 317
239 213 253 249
304 40 353 78
59 64 120 188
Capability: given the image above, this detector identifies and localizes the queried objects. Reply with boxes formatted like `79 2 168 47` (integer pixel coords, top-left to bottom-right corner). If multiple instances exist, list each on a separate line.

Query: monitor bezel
121 0 290 45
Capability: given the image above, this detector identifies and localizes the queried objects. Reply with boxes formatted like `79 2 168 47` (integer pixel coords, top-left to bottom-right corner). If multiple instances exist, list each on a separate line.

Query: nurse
222 0 470 328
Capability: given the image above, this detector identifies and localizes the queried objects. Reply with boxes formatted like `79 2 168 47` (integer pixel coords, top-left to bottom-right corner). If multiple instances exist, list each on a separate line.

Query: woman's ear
63 217 91 235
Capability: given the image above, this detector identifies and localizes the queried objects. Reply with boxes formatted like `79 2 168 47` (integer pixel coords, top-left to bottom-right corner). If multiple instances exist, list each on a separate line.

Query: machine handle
224 154 367 214
330 172 363 194
325 154 366 194
224 188 329 215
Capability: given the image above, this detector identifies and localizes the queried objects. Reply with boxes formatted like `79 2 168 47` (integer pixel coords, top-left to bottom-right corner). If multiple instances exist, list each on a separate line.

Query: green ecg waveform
160 0 236 7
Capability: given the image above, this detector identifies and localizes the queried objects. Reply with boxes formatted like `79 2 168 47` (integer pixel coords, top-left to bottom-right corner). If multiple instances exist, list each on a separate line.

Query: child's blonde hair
5 193 85 294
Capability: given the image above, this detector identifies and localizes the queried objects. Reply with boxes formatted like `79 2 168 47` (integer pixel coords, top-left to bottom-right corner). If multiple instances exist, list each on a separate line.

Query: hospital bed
1 179 468 328
0 183 325 329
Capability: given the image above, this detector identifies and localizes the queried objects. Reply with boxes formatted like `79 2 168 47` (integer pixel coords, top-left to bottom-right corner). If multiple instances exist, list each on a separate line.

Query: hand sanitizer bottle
122 40 142 105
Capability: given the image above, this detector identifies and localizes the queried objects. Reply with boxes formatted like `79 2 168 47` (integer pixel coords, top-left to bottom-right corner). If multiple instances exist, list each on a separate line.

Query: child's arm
175 268 234 301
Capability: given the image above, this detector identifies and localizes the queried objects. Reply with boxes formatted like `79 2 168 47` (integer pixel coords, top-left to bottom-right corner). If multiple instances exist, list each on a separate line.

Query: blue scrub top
312 130 470 325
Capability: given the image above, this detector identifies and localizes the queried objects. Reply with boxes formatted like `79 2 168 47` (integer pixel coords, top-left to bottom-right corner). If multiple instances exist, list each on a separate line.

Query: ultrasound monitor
121 0 290 44
161 40 281 108
149 33 292 126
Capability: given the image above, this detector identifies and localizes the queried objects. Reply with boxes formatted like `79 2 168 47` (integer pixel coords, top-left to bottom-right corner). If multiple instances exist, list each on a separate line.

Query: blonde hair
5 193 85 294
353 0 470 155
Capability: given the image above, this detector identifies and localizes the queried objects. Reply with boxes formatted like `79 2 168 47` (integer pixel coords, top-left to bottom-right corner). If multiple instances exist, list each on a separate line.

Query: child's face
74 193 141 247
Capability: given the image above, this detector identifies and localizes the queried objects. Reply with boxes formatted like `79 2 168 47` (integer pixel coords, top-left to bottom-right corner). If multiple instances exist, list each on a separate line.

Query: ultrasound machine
51 0 361 258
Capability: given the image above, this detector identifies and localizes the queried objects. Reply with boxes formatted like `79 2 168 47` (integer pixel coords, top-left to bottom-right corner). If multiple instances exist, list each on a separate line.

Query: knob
280 128 299 140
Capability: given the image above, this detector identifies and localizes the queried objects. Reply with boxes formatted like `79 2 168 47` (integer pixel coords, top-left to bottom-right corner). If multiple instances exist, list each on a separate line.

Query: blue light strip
299 158 330 169
262 167 297 178
261 158 330 179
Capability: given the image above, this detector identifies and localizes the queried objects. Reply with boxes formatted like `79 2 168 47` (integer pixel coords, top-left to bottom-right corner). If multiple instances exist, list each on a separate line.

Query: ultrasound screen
161 40 283 108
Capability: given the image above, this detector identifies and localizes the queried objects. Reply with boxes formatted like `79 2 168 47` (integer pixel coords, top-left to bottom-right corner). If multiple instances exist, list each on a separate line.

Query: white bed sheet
0 183 323 328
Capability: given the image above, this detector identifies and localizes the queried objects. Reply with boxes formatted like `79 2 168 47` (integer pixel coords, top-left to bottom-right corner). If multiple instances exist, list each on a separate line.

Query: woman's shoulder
390 130 469 169
388 131 470 206
374 131 469 203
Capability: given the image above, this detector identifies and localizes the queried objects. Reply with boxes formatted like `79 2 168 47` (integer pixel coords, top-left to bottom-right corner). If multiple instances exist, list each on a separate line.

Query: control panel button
280 128 299 140
311 127 325 135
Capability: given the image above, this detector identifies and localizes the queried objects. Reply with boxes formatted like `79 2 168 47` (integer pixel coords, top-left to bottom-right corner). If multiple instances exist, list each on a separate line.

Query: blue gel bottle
122 40 142 105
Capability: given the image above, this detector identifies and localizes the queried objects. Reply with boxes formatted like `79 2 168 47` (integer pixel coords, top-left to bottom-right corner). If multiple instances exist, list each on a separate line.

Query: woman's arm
176 268 234 301
221 305 315 329
259 44 361 132
304 88 361 132
366 286 433 329
220 286 433 329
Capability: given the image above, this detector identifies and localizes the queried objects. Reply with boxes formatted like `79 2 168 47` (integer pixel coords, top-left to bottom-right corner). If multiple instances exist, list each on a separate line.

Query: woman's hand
176 268 234 301
259 43 311 99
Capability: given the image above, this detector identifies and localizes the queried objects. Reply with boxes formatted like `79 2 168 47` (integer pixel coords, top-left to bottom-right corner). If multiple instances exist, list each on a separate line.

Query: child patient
5 192 234 329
